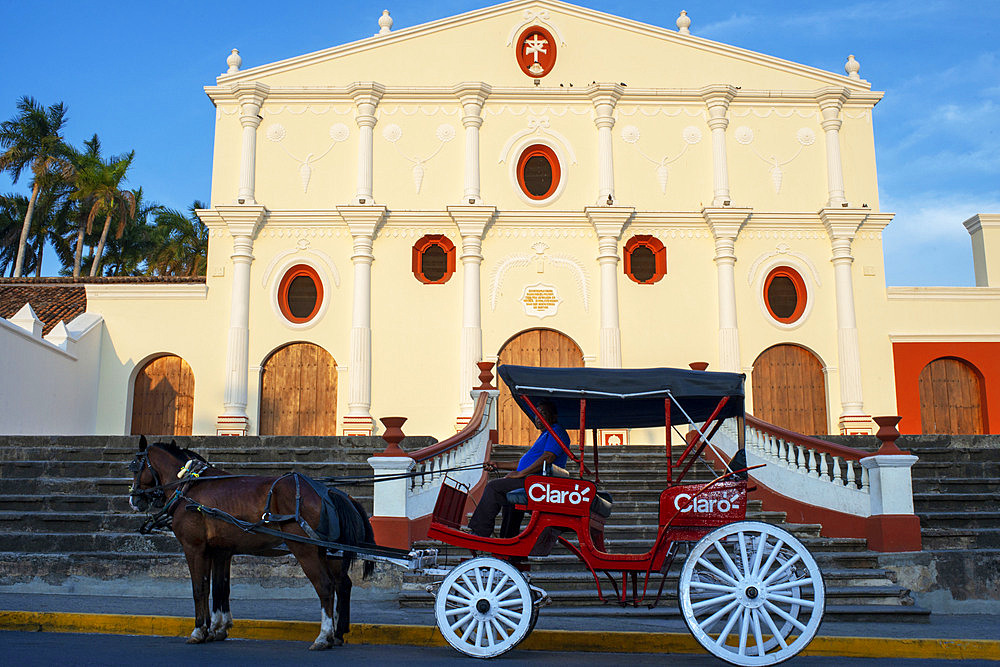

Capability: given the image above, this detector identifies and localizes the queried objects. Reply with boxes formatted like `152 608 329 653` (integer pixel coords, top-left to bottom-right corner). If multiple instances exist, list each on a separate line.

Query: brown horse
127 436 375 649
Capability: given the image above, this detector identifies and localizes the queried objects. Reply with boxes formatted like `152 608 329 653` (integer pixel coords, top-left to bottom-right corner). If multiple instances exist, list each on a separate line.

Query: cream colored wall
840 110 881 209
209 111 242 206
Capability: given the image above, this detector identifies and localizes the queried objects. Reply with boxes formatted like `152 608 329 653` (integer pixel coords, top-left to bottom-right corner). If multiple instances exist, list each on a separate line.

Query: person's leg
468 477 524 536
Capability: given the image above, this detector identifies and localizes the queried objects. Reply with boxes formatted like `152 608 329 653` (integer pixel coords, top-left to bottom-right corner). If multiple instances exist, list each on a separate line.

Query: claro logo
528 481 592 505
674 491 741 514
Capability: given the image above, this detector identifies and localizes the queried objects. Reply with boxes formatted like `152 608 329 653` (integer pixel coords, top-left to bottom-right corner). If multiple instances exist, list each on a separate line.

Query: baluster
791 444 801 472
819 452 831 482
806 448 819 478
844 460 856 488
769 434 778 459
782 440 792 467
860 466 870 492
831 455 844 485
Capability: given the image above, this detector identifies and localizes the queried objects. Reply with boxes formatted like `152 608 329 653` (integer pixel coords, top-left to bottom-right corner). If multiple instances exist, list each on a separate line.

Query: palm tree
99 189 158 276
0 193 28 276
0 96 71 277
67 134 103 277
29 183 74 277
75 149 136 276
146 200 209 276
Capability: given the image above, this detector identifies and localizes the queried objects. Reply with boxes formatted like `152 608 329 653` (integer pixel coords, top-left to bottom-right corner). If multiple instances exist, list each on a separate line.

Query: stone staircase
400 444 929 622
0 435 420 595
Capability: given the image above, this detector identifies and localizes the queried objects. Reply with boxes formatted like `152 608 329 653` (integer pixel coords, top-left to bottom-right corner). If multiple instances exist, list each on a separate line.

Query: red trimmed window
515 26 557 78
517 144 560 200
278 264 323 323
624 235 666 284
764 266 807 323
412 235 456 284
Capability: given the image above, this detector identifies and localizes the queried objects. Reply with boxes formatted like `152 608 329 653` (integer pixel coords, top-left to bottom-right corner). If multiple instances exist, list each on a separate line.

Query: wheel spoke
768 577 813 593
497 596 526 608
757 537 785 580
688 580 736 593
713 540 744 580
444 602 472 614
496 606 523 622
714 602 744 647
495 584 521 602
697 598 740 630
485 567 496 595
768 593 815 608
495 610 520 631
763 600 808 632
763 553 802 586
490 573 510 596
489 617 508 639
460 615 477 642
692 592 737 611
738 531 751 577
759 606 788 650
750 531 768 578
475 618 485 647
449 610 473 632
751 608 766 656
474 567 484 594
445 593 472 606
695 556 739 587
484 618 496 647
737 607 750 655
460 573 478 596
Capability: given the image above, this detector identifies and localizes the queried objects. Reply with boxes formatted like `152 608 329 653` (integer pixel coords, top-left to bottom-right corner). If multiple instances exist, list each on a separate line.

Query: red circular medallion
515 26 556 78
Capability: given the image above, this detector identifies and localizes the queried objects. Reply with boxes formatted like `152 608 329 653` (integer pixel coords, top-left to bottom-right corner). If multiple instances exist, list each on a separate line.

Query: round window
624 235 666 284
278 265 323 323
412 234 456 284
517 144 560 201
764 267 806 323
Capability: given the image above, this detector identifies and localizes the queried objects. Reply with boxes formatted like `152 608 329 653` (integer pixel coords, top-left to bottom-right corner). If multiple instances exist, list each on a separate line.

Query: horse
127 436 375 649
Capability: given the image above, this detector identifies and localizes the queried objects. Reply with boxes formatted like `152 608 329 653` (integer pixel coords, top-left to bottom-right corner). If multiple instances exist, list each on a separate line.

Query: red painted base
866 514 922 552
369 516 412 550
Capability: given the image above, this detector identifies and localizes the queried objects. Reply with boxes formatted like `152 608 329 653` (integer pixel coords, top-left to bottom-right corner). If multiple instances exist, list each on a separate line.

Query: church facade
15 1 998 441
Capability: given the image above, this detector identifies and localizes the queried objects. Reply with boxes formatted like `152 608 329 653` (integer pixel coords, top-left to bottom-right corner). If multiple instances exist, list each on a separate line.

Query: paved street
4 631 998 666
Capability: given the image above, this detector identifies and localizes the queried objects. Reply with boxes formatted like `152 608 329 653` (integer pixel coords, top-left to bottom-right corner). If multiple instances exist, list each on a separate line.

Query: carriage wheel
678 521 825 666
434 557 534 658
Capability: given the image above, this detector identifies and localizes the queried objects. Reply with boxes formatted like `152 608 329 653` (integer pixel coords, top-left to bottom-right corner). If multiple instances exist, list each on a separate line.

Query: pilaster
231 82 269 205
585 206 634 368
816 87 851 207
700 85 738 206
347 82 386 205
963 214 1000 287
586 83 625 205
703 207 751 372
453 82 492 205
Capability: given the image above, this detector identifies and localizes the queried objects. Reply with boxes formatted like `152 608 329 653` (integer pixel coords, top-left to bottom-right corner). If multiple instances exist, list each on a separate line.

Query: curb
1 610 999 660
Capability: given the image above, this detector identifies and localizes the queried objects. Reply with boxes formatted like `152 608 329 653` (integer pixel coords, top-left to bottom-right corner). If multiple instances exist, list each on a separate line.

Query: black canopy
497 365 745 430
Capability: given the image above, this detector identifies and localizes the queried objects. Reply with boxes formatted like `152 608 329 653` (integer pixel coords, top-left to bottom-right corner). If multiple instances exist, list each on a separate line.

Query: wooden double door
751 344 829 435
497 329 583 447
918 357 985 434
131 355 194 436
259 342 338 436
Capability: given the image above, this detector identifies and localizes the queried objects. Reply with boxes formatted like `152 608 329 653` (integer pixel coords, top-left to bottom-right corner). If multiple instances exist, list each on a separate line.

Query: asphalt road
3 632 998 666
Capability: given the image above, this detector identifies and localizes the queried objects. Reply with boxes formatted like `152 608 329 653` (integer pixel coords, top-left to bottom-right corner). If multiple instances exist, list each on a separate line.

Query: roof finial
676 10 691 35
845 54 861 80
226 49 242 74
377 9 393 36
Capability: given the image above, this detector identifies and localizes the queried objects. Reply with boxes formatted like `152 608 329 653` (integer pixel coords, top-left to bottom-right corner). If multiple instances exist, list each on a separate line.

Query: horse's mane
155 440 209 464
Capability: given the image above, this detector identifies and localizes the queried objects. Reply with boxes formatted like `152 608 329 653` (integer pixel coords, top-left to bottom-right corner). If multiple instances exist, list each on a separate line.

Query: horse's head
127 437 203 512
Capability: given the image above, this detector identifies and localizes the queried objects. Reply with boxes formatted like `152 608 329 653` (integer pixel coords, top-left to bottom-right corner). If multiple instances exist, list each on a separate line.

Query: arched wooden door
752 344 828 435
131 355 194 436
918 357 985 434
497 329 583 446
259 343 337 436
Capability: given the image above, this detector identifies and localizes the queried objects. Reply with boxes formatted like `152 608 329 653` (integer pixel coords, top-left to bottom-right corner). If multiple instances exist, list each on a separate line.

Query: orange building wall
892 342 1000 434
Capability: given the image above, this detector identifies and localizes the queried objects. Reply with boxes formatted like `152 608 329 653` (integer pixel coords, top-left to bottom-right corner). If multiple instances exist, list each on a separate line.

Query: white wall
0 310 103 435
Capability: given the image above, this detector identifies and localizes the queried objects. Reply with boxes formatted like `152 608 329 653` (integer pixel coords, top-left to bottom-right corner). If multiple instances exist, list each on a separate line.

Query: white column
704 208 751 372
587 83 624 205
453 82 491 205
585 206 634 368
700 85 737 207
347 82 385 205
197 206 267 435
817 88 850 207
822 209 870 433
233 83 269 205
339 206 387 435
449 206 496 422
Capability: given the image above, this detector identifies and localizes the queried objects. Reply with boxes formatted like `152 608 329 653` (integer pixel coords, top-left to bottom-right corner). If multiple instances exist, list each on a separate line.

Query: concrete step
911 477 1000 493
910 461 1000 478
0 460 374 479
919 511 1000 530
913 492 1000 512
0 531 180 554
920 527 1000 550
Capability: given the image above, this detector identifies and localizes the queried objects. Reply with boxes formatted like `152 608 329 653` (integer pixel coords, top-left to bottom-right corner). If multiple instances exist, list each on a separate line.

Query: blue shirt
516 424 571 472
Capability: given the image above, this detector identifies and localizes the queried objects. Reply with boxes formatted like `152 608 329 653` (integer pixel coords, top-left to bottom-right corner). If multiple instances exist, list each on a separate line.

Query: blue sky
2 1 997 285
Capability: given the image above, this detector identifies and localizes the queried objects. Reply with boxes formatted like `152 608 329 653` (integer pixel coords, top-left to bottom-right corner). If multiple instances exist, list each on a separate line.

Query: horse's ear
138 435 148 452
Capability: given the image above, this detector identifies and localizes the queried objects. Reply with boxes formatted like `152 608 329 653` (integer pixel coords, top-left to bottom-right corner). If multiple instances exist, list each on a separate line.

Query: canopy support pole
665 398 672 484
579 399 587 478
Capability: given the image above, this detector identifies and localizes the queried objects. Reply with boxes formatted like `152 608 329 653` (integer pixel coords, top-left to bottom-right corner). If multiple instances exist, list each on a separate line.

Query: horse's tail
351 496 376 581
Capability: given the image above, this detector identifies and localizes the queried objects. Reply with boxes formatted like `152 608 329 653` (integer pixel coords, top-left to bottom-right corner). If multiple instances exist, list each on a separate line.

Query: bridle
128 449 167 509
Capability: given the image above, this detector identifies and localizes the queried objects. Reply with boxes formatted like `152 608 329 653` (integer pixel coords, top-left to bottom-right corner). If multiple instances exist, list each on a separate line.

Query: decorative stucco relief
747 243 822 286
259 242 341 289
489 242 590 312
743 229 825 240
498 117 578 164
620 124 702 193
263 106 353 116
487 228 595 239
731 108 818 119
486 105 591 117
265 122 350 193
617 107 704 118
380 106 460 116
259 228 346 238
733 126 815 193
505 8 567 46
382 123 456 193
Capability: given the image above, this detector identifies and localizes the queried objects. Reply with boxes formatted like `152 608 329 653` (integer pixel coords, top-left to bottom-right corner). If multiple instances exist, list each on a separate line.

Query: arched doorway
130 355 194 436
918 357 986 434
496 328 583 446
752 344 828 435
259 342 337 436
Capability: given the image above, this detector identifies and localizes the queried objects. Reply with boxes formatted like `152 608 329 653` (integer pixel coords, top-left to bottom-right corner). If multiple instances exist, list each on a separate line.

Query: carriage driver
468 400 570 537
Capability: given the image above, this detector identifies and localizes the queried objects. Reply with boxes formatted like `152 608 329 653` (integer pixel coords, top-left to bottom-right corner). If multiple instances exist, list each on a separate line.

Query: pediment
214 1 870 94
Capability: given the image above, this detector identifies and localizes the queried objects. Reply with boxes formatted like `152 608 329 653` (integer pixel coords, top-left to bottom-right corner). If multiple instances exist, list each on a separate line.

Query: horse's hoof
332 637 344 647
308 641 332 651
186 636 207 645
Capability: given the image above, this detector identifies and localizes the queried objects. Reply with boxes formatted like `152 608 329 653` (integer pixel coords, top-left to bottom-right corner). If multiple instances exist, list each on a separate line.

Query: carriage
423 364 825 664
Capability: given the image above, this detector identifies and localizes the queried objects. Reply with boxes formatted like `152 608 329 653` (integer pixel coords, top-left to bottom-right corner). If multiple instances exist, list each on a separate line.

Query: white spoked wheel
434 557 534 658
678 521 825 666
